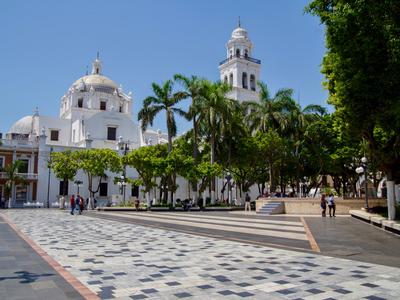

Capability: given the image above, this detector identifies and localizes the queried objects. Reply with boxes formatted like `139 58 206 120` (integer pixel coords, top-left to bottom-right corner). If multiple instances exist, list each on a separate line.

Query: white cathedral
1 23 261 208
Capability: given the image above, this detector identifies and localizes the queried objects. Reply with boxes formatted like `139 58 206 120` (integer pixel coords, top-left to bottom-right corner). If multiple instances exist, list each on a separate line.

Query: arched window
229 50 233 59
242 72 248 89
236 49 240 58
244 49 248 58
250 74 256 91
229 73 233 86
224 76 228 84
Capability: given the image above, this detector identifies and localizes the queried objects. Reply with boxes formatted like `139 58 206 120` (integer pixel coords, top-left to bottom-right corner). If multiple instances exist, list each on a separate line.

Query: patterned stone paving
2 210 400 300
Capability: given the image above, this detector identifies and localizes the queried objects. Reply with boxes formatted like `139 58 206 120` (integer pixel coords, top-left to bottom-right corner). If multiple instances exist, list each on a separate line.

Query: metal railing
219 55 261 65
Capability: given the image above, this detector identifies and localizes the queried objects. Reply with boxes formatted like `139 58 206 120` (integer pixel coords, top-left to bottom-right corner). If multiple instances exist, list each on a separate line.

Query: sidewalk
0 214 85 300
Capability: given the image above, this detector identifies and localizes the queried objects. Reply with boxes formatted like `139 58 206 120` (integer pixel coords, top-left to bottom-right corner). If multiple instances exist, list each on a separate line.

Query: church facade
0 24 261 208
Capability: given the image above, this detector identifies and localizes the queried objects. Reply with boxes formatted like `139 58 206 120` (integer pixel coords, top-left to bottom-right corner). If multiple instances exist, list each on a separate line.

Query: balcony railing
219 55 261 65
0 138 38 148
0 172 38 180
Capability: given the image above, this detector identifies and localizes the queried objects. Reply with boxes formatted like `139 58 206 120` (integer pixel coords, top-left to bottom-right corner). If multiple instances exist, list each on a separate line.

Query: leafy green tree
173 74 208 201
124 144 167 205
2 160 27 208
307 0 400 218
76 149 121 209
49 150 79 197
138 80 187 153
195 81 234 203
244 82 294 134
138 80 187 203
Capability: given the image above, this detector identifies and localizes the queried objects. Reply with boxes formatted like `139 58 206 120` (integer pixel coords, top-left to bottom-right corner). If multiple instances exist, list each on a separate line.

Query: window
96 68 99 74
0 156 4 169
224 76 228 84
236 49 240 57
100 101 107 111
131 185 139 197
250 74 256 91
78 98 83 108
50 130 59 141
18 159 29 174
99 182 108 197
119 105 123 113
107 127 117 141
15 185 28 201
229 73 233 86
242 72 248 89
229 50 233 59
244 49 248 58
59 180 69 196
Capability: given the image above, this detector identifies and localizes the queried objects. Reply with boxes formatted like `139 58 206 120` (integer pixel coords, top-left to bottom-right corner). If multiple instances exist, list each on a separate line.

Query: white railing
0 172 38 180
0 139 38 148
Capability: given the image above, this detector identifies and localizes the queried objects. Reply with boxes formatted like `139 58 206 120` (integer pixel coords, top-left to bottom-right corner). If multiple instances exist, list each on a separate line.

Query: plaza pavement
0 215 86 300
1 210 400 299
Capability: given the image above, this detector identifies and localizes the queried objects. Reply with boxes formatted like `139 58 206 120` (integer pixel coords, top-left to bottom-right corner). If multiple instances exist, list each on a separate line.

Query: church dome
72 74 118 89
70 56 119 94
8 116 34 134
231 26 248 39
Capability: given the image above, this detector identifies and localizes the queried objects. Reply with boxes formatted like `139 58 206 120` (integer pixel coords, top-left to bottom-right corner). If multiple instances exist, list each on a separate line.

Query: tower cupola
91 52 102 75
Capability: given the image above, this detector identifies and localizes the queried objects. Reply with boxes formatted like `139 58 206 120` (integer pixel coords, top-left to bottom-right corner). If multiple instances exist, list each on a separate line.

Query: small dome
231 26 248 39
9 116 34 134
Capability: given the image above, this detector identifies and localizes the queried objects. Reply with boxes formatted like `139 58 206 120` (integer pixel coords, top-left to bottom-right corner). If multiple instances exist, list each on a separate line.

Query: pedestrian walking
75 195 81 215
70 195 75 215
328 193 336 217
79 196 84 214
320 193 327 217
245 193 251 212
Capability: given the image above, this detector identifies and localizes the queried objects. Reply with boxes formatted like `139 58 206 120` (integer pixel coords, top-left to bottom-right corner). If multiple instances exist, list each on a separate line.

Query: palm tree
173 74 207 202
195 81 235 204
244 81 294 134
285 100 327 194
2 160 27 208
138 80 187 204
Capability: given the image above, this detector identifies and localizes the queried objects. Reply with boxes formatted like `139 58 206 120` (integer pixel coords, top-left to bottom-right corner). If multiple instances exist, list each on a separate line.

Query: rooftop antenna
238 16 241 27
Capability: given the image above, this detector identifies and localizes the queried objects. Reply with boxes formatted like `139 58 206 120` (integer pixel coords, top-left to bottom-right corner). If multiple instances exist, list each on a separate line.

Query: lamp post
117 175 127 204
356 156 369 211
118 137 129 205
46 147 53 208
225 173 232 205
74 180 83 195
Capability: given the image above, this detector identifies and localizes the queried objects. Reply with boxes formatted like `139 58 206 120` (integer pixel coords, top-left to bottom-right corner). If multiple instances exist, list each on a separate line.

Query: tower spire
97 50 100 60
238 16 241 27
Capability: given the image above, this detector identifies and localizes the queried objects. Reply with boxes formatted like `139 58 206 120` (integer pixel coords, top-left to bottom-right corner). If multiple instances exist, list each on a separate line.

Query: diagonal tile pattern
2 210 400 300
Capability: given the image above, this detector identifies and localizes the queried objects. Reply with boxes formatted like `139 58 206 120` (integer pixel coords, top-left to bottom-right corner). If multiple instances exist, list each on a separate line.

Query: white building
2 23 262 208
3 56 170 207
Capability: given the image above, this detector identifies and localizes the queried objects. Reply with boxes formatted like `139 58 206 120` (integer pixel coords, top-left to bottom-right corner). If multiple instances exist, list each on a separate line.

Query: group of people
70 194 85 215
320 193 336 217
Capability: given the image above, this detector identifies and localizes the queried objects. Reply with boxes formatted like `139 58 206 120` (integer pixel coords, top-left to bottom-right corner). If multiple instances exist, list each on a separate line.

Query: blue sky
0 0 328 135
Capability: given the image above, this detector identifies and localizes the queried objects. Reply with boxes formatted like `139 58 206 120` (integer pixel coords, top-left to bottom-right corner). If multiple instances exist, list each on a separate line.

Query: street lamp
117 175 127 204
356 156 369 211
46 147 53 208
74 180 83 194
225 173 233 205
118 137 129 205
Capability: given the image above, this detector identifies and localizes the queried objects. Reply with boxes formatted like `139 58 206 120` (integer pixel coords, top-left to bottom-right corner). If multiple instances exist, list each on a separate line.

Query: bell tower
219 21 261 102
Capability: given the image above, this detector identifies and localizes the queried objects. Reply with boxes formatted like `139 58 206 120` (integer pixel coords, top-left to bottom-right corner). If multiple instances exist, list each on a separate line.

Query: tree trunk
210 126 216 204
